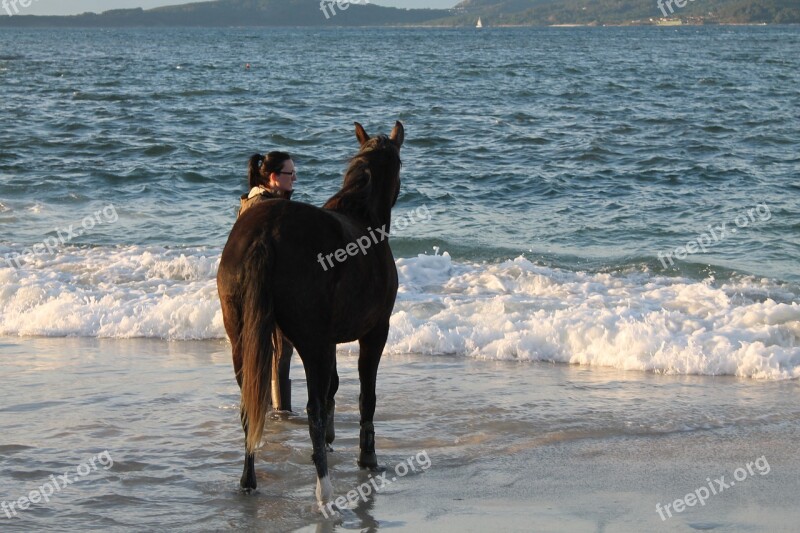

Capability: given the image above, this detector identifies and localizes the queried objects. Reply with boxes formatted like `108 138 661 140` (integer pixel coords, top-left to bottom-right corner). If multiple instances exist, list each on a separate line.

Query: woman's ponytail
248 153 265 189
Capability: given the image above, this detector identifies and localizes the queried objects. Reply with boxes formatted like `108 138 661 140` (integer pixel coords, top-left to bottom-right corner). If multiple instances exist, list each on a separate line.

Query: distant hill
0 0 450 27
0 0 797 27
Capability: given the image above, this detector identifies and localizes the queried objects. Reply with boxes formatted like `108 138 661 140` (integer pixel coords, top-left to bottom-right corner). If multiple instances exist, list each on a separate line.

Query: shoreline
0 21 796 29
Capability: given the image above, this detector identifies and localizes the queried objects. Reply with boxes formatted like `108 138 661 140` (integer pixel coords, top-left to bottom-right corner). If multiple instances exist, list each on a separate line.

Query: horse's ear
354 122 370 147
390 121 404 149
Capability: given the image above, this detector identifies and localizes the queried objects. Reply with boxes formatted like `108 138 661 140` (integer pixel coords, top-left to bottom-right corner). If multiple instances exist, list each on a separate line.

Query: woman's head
248 151 296 194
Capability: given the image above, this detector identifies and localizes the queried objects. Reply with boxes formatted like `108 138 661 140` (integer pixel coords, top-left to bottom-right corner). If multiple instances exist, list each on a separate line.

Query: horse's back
220 200 340 273
218 199 397 342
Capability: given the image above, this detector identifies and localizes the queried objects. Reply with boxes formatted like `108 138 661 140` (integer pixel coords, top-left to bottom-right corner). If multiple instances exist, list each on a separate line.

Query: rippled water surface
1 26 798 278
1 26 799 375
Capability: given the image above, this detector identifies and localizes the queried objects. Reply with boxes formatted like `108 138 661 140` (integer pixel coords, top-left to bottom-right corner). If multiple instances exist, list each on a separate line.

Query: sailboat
476 17 483 28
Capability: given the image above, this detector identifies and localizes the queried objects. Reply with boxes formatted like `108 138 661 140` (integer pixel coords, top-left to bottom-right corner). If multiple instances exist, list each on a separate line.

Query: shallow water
1 338 799 531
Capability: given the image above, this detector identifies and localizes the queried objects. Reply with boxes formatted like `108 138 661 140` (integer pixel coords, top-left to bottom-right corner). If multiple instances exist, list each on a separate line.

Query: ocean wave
0 246 798 380
379 254 800 380
0 246 221 340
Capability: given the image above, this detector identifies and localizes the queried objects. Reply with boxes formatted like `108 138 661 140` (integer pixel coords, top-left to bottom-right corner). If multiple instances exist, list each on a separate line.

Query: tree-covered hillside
446 0 800 25
0 0 449 27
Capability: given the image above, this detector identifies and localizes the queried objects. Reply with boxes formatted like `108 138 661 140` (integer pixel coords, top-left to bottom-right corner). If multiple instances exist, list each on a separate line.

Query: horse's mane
323 135 400 222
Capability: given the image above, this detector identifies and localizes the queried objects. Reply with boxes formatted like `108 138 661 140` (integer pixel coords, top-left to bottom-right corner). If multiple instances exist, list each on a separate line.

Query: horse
217 121 404 506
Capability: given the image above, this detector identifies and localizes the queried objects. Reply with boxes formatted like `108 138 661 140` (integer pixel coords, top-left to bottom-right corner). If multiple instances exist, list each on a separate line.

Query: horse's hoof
326 444 334 453
241 454 257 492
358 462 387 473
357 453 385 472
240 475 257 492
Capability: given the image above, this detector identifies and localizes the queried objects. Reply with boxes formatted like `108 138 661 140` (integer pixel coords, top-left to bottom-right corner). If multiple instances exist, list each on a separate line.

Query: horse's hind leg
326 363 339 450
239 412 257 491
221 297 257 491
298 343 336 506
357 321 389 471
230 325 257 491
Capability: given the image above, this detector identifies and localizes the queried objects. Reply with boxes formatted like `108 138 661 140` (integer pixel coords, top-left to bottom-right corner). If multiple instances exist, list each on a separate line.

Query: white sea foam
0 246 222 340
1 246 798 380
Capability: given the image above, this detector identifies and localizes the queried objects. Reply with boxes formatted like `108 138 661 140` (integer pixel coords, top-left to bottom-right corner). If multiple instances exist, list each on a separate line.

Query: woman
238 151 297 217
237 150 297 412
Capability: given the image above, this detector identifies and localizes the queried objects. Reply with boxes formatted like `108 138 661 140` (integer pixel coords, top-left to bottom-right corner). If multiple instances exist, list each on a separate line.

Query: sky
10 0 457 16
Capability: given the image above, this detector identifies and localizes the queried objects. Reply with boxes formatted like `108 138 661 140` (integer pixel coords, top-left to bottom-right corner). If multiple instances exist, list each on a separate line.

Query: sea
1 26 799 532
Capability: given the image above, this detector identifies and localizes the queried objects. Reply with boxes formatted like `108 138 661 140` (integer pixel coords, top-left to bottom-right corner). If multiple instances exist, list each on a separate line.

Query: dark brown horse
217 121 404 505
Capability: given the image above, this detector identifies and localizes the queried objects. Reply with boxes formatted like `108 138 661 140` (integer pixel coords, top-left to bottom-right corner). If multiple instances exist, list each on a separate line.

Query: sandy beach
2 337 798 532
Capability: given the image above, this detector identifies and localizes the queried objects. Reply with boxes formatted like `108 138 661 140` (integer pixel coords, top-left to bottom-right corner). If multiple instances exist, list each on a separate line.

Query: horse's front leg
357 321 389 471
270 332 294 412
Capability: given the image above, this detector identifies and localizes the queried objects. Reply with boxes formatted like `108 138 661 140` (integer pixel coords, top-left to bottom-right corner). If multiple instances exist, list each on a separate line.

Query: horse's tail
240 240 282 453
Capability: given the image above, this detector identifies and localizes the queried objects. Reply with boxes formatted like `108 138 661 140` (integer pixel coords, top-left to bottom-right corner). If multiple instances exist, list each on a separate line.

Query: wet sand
1 337 799 532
